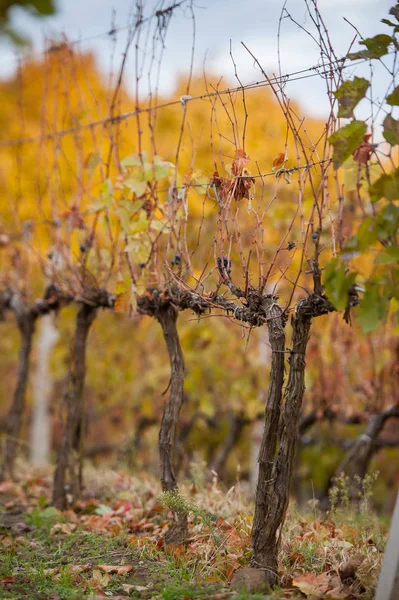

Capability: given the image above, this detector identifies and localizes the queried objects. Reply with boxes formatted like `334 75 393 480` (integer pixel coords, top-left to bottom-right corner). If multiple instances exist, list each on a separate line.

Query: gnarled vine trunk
250 297 286 584
157 303 188 544
332 404 399 502
52 304 96 509
251 293 333 586
1 313 36 480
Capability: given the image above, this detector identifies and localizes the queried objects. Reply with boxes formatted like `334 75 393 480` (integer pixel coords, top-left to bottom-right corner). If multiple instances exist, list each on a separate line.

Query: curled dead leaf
272 151 288 170
353 134 375 164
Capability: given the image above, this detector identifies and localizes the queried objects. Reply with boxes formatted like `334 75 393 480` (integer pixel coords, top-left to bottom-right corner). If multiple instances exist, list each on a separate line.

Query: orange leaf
114 292 130 313
0 577 15 584
272 151 288 170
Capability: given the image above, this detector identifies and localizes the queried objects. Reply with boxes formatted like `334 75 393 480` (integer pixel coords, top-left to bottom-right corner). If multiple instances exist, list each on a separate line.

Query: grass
0 464 389 599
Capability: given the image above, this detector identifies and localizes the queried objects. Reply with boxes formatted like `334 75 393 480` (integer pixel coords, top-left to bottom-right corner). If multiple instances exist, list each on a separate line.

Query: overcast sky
0 0 393 121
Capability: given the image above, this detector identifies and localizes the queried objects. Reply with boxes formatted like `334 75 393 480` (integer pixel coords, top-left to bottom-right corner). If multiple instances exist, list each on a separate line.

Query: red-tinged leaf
0 576 16 584
288 550 306 566
353 134 375 164
61 204 86 230
272 151 288 170
232 149 251 175
63 509 79 524
292 572 331 596
216 517 232 530
0 481 25 497
329 121 367 167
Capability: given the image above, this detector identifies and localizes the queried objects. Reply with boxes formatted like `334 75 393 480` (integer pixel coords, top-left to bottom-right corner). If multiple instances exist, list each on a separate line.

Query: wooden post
375 490 399 600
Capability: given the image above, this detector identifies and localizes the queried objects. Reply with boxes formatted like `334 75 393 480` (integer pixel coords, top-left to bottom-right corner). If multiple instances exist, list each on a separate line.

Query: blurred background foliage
0 45 398 512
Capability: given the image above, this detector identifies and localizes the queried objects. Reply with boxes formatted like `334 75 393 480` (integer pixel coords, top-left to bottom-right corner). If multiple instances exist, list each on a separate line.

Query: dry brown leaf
326 585 351 599
272 151 288 170
0 577 16 584
231 149 251 175
50 522 76 536
292 572 330 596
97 564 133 575
353 134 373 164
69 564 91 574
121 584 136 593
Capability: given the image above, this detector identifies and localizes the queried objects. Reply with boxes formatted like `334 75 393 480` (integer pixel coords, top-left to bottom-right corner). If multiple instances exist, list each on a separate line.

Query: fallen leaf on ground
339 554 366 580
69 564 91 573
292 572 330 596
97 564 133 575
0 576 16 584
50 522 76 536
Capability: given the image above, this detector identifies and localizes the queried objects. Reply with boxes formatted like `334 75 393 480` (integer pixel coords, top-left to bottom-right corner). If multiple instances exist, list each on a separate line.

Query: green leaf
115 276 130 294
124 238 151 263
375 246 399 264
127 211 149 236
386 86 399 106
121 152 148 167
383 114 399 145
379 203 399 236
95 504 113 515
357 217 379 251
323 258 357 311
153 155 175 180
369 168 399 202
329 121 367 168
357 285 387 333
86 152 101 178
341 157 381 192
381 18 397 27
123 174 148 197
116 207 131 233
151 219 170 233
334 77 370 118
348 34 392 60
88 178 113 212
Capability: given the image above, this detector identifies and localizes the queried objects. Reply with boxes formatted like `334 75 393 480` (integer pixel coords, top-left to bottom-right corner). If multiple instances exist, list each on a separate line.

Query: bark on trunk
251 292 331 585
251 298 286 584
1 314 36 480
332 405 399 502
52 304 96 509
157 303 188 544
30 314 59 467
